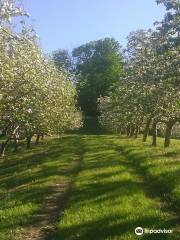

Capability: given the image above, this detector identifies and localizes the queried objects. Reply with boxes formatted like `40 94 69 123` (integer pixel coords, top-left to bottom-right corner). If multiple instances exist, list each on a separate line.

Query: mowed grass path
0 135 179 239
52 135 180 240
0 136 83 240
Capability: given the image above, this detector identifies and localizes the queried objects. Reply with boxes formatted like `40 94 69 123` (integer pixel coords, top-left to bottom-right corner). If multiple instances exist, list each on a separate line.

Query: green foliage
155 0 180 46
99 2 180 147
51 49 73 72
73 38 124 115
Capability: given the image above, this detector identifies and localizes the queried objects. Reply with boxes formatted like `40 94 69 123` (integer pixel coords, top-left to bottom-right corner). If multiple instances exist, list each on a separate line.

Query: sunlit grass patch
1 135 179 239
53 135 179 240
0 135 82 239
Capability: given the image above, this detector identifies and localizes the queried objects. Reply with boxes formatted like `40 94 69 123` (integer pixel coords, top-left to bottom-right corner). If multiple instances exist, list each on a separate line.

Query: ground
0 135 179 240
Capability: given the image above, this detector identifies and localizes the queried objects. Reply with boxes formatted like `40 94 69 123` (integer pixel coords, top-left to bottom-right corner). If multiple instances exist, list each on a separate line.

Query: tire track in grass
18 137 84 240
53 135 179 240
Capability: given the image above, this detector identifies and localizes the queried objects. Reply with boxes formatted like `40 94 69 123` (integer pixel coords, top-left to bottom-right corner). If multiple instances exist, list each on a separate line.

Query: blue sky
24 0 166 53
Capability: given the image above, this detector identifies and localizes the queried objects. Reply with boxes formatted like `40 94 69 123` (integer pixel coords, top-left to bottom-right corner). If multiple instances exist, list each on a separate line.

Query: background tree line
52 0 179 147
1 0 179 158
51 38 124 116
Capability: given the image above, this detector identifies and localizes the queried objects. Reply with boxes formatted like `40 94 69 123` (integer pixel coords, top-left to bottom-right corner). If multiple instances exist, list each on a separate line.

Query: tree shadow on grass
48 135 179 240
50 215 177 240
115 144 180 221
0 135 84 237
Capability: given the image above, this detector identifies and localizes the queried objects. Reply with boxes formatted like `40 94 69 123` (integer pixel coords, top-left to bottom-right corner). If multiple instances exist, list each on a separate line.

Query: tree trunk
0 138 10 157
118 127 123 135
35 134 40 145
41 134 44 140
26 136 32 149
130 126 135 137
151 121 157 146
164 121 174 147
143 118 152 142
13 136 19 152
126 126 130 137
134 126 139 139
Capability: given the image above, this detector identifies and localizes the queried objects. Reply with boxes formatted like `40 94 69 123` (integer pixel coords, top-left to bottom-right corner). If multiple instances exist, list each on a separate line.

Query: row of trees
99 0 180 147
0 0 82 156
51 38 124 116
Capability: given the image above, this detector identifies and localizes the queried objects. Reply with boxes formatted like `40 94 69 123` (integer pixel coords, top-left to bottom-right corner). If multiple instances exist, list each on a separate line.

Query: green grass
51 135 180 240
0 135 179 239
0 135 83 240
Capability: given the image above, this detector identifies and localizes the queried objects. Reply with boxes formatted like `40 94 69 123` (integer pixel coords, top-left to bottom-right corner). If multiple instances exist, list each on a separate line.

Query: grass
51 135 180 240
0 135 83 240
0 134 179 239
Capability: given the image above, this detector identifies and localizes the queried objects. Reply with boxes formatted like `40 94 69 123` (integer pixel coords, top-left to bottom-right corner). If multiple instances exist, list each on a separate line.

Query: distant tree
51 49 72 72
72 38 124 116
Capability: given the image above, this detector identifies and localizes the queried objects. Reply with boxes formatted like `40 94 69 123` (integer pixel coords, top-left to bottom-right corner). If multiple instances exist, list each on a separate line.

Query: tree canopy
51 49 73 72
0 0 82 156
72 38 124 115
98 0 180 147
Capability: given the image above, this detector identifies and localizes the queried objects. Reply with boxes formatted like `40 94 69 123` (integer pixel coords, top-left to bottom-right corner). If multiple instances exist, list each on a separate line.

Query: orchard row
0 0 82 156
98 0 180 147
